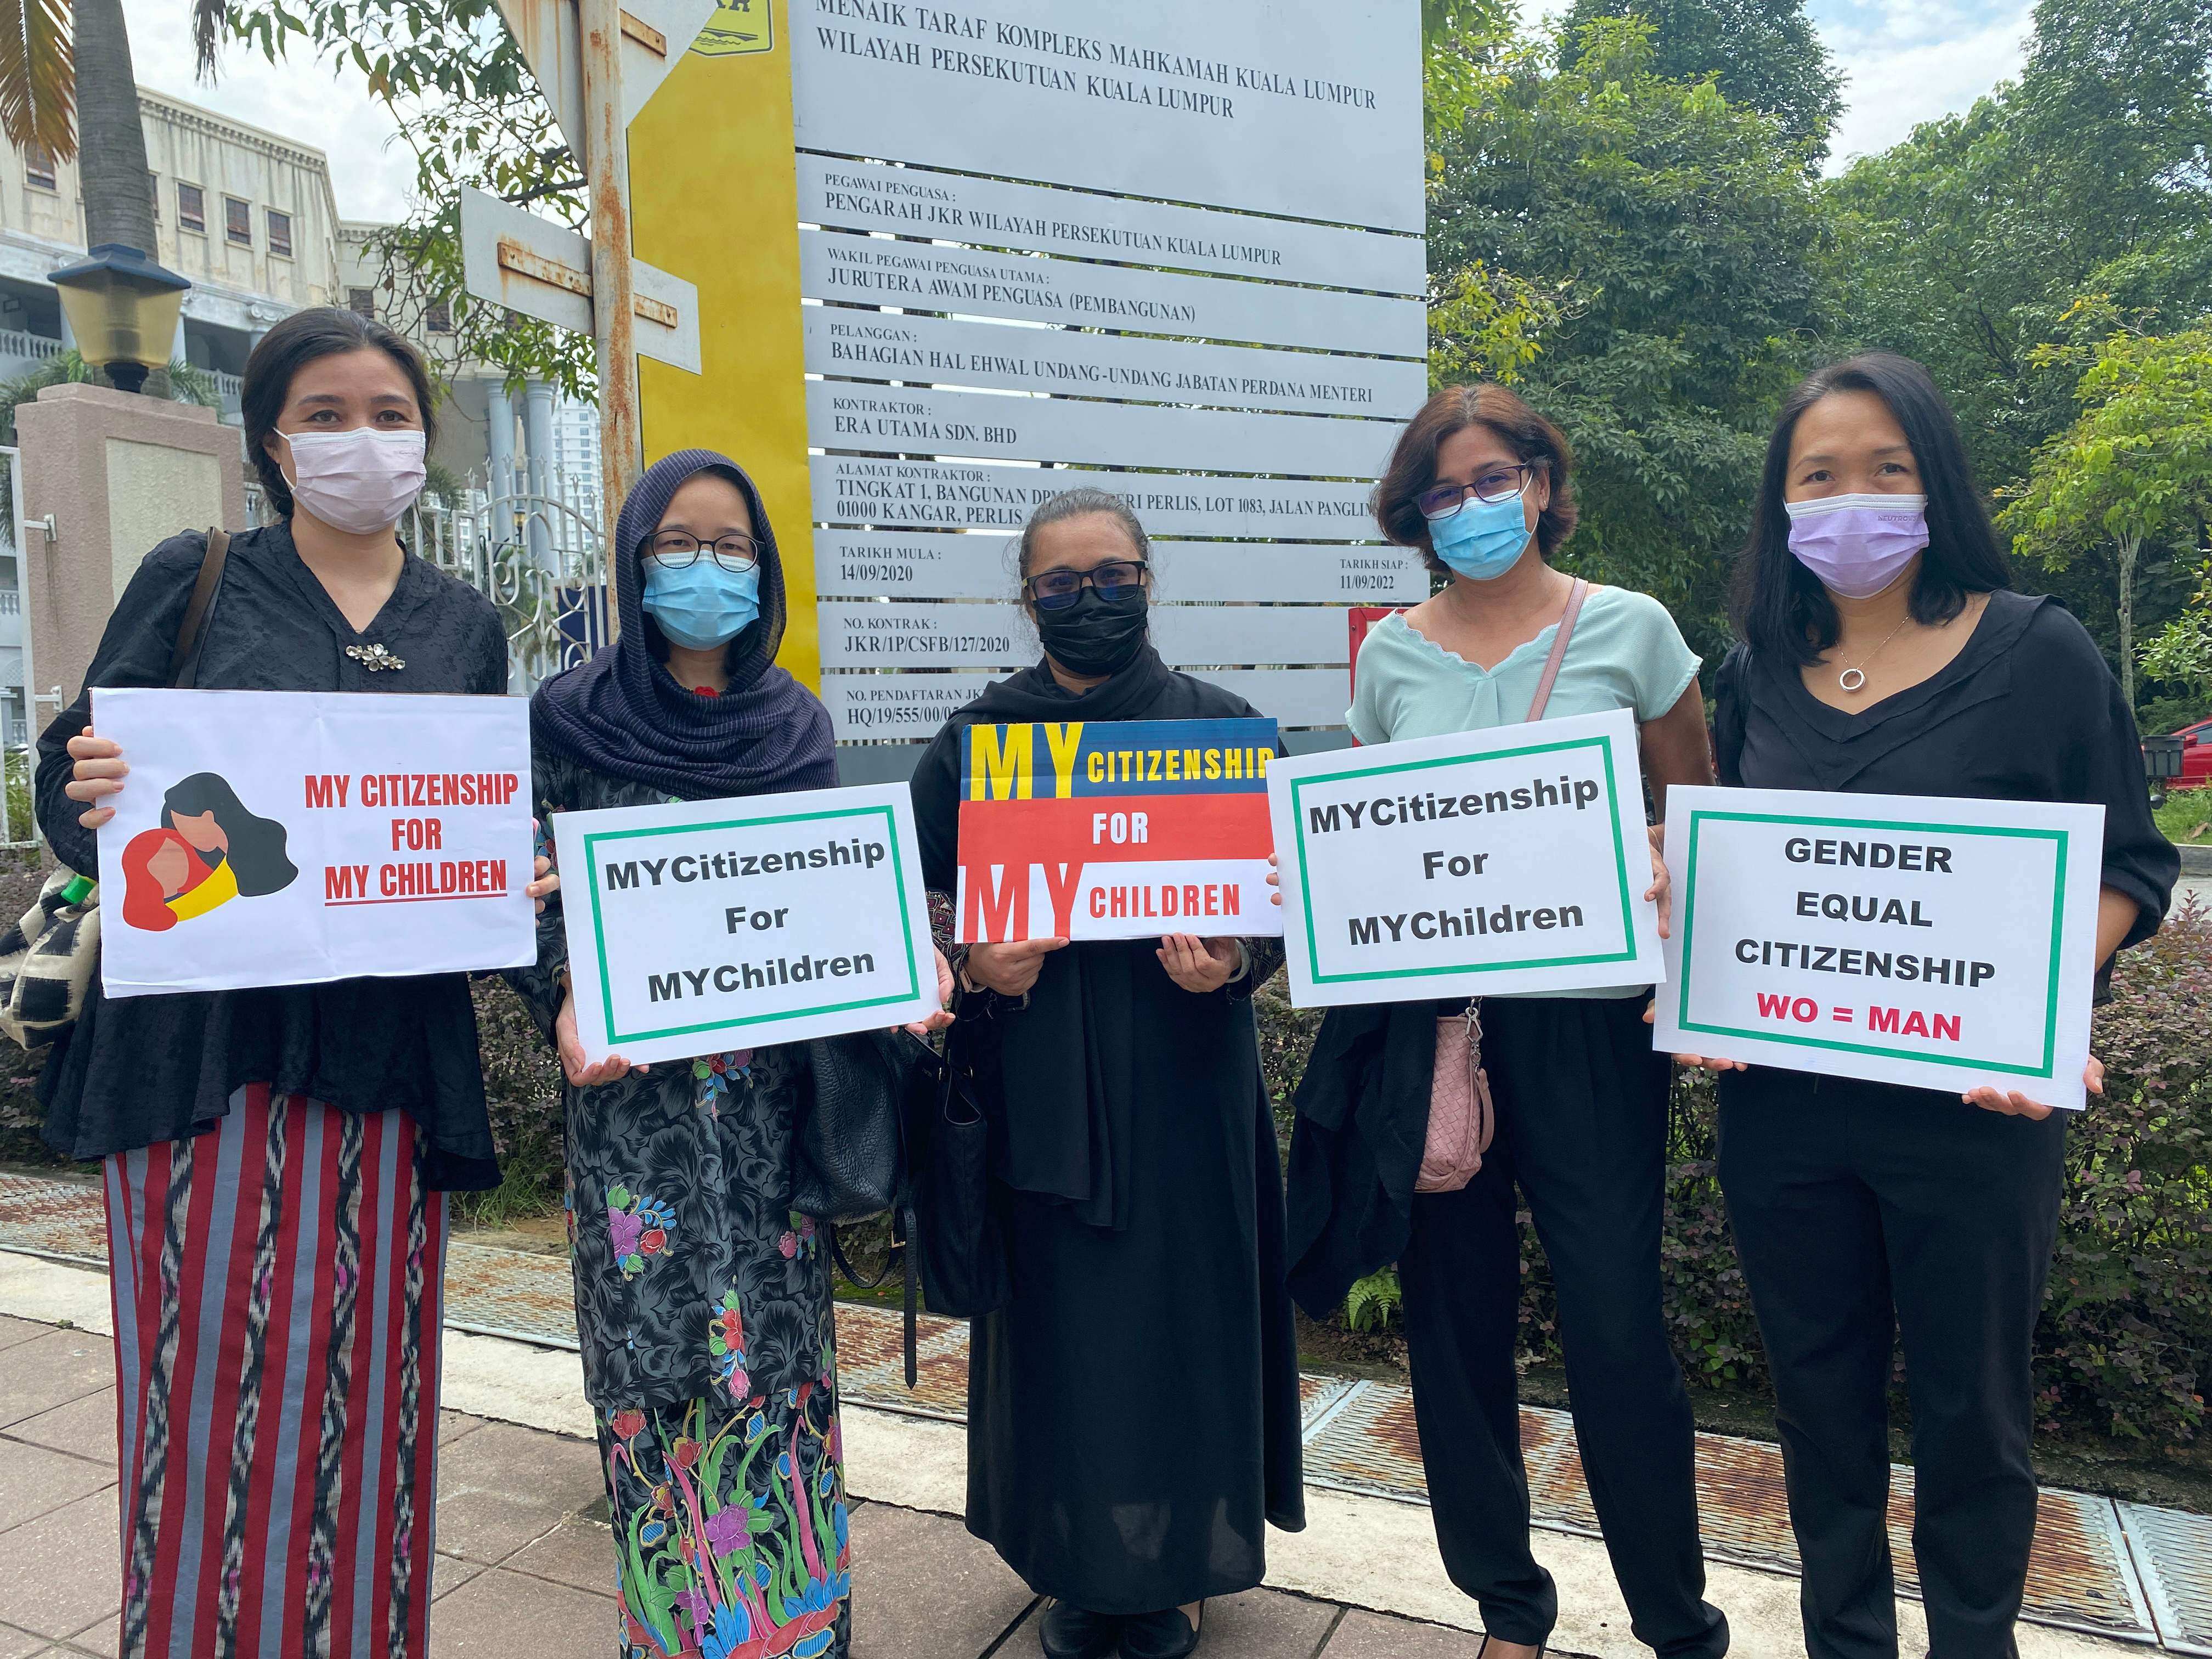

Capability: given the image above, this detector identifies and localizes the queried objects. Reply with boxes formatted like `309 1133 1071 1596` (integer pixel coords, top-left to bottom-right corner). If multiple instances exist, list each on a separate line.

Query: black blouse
35 522 511 1189
1714 590 2176 953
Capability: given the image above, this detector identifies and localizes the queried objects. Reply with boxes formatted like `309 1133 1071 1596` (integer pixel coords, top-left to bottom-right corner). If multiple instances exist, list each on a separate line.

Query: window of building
347 286 376 320
267 208 292 259
424 298 452 334
23 147 55 192
224 196 251 247
177 182 205 233
149 172 159 220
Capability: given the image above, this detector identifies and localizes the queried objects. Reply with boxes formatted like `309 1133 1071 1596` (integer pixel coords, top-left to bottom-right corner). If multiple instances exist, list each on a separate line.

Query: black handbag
792 1028 913 1223
902 1017 1011 1322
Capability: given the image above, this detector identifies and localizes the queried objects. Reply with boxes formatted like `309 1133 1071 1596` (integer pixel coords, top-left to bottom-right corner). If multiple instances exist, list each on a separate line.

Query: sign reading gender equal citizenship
1267 708 1665 1007
1650 787 2106 1109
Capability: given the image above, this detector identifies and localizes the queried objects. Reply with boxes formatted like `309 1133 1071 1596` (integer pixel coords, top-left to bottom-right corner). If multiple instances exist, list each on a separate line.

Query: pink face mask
283 427 427 534
1784 492 1929 600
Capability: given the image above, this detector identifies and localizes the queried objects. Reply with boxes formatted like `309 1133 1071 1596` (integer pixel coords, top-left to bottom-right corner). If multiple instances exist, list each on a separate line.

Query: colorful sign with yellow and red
956 718 1283 945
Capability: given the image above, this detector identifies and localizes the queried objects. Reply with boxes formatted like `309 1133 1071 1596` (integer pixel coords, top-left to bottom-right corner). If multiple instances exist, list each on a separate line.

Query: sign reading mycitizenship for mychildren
552 784 939 1066
1651 787 2104 1109
1267 708 1663 1007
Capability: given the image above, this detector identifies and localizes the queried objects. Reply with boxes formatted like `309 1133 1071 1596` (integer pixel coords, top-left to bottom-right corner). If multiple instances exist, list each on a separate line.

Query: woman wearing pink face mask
1684 354 2175 1659
40 306 554 1659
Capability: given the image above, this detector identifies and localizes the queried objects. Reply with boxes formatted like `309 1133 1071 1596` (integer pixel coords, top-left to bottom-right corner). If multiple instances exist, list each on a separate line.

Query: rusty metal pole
578 0 639 639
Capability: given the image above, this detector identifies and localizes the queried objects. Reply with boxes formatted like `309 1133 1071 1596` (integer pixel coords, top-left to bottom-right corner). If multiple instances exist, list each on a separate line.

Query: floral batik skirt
103 1087 446 1659
597 1379 850 1659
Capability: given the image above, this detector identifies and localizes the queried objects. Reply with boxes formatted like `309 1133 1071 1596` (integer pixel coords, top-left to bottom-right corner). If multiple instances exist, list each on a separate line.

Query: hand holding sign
1650 786 2106 1111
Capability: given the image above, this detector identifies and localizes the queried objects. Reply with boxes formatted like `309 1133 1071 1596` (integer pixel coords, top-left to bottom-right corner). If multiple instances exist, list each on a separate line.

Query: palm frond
190 0 227 81
0 0 75 161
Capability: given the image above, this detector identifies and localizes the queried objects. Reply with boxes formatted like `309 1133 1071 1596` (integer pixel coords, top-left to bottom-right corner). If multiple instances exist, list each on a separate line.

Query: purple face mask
1784 492 1929 599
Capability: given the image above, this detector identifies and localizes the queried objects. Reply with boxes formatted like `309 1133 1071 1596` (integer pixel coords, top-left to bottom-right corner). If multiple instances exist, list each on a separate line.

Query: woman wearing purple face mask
40 306 556 1659
1677 353 2177 1659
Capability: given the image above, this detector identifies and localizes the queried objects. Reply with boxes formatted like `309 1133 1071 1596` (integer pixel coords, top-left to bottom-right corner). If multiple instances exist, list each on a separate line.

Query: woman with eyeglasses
909 489 1305 1659
1285 385 1728 1659
510 449 950 1659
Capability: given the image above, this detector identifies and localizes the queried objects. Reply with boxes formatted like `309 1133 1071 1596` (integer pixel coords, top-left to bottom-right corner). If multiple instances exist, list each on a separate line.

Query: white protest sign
1268 708 1663 1007
93 689 534 997
1651 786 2106 1109
552 784 938 1066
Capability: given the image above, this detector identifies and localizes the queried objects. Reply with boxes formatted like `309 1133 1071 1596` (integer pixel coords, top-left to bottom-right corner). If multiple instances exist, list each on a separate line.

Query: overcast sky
122 0 2035 224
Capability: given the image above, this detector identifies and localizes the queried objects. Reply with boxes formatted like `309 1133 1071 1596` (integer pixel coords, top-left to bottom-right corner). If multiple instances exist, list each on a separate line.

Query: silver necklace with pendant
1837 618 1908 693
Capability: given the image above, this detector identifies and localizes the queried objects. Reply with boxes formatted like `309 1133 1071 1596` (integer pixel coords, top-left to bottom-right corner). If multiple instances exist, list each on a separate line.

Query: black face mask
1034 586 1149 678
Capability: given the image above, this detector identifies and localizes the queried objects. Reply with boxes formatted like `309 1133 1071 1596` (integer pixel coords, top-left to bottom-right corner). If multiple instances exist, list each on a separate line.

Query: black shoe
1119 1604 1203 1659
1040 1600 1122 1659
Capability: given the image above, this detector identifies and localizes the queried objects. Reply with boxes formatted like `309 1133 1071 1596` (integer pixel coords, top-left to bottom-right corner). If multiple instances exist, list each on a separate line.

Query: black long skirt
963 992 1306 1613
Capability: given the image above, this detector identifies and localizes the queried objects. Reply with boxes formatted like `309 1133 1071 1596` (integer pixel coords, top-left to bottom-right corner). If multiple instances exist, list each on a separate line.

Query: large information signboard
628 1 1428 744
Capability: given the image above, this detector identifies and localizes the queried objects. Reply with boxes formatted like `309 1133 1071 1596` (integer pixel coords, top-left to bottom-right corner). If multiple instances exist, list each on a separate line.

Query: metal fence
248 470 610 693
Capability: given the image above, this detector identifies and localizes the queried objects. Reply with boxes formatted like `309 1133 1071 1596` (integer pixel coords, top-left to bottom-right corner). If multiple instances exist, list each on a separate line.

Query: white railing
0 329 62 366
0 590 21 615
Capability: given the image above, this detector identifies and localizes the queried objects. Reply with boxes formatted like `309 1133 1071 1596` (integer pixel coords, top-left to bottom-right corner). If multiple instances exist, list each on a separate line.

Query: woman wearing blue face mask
1287 383 1724 1659
511 450 951 1659
1678 354 2175 1659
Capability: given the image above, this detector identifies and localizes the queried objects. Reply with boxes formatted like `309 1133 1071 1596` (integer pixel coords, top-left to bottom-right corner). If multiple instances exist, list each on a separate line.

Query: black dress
909 649 1306 1615
1712 591 2175 1659
35 523 510 1188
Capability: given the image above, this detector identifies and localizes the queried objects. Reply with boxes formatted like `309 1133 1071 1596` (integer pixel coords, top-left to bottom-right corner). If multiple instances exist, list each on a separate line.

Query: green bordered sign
1650 786 2104 1109
1266 707 1665 1008
551 782 938 1067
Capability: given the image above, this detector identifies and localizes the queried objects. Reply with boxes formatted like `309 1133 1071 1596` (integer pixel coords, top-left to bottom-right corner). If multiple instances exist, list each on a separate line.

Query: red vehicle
2172 718 2212 790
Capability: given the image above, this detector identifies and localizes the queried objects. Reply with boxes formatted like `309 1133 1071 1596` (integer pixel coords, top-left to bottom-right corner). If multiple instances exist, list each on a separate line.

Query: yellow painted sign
628 0 819 686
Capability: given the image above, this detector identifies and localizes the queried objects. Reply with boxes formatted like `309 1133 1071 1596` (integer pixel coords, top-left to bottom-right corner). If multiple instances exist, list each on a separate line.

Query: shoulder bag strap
1524 577 1591 723
166 528 229 689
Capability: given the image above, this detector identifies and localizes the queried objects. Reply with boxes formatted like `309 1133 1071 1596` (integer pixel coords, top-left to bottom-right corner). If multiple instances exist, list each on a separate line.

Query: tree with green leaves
1425 13 1831 661
1824 0 2212 496
1559 0 1842 155
1999 329 2212 709
219 0 591 397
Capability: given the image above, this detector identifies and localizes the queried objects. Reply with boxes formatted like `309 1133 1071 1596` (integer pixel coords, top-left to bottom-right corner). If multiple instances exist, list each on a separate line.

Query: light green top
1347 585 1700 999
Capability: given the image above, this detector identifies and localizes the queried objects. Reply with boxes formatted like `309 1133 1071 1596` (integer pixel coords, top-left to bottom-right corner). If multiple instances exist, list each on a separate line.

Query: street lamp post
48 244 192 395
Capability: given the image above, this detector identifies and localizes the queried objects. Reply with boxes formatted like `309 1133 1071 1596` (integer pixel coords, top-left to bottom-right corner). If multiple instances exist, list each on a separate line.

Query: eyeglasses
645 531 759 573
1416 463 1542 520
1024 559 1149 611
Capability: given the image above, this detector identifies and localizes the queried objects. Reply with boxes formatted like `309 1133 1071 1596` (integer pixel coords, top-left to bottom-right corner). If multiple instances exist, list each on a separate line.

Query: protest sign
554 784 937 1066
93 689 533 997
1651 787 2105 1109
1268 708 1663 1006
955 717 1282 944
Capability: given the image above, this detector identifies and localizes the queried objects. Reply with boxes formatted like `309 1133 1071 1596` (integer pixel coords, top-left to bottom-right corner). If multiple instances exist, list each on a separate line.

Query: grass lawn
2155 788 2212 843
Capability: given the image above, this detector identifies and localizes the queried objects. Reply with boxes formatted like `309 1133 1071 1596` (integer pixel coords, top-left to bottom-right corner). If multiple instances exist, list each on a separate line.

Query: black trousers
1398 994 1728 1658
1717 1068 2067 1659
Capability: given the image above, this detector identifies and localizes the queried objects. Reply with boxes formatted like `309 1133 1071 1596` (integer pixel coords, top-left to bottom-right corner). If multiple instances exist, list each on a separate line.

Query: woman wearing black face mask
909 490 1306 1659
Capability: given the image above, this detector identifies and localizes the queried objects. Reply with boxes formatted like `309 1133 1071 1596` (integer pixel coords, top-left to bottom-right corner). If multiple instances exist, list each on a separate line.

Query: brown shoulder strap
167 528 229 689
1525 577 1592 723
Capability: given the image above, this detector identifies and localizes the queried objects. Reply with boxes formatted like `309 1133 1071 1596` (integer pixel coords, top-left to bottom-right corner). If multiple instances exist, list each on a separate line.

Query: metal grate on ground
0 1173 2190 1649
2124 1504 2212 1654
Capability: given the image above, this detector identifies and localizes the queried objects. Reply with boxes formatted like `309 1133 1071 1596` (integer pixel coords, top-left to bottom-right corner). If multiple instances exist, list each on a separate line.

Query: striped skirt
103 1086 448 1659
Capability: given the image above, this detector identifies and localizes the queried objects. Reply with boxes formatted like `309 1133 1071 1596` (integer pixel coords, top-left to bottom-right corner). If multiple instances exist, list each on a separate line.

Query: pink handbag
1414 579 1591 1195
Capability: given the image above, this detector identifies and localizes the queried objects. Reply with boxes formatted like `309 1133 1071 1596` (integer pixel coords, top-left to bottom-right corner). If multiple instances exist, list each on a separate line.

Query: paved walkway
4 1170 2211 1658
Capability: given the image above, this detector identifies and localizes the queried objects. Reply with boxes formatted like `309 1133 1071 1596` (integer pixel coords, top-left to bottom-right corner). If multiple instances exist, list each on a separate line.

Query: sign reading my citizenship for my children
1268 707 1663 1007
955 717 1282 944
552 783 938 1066
92 687 535 997
1651 786 2106 1109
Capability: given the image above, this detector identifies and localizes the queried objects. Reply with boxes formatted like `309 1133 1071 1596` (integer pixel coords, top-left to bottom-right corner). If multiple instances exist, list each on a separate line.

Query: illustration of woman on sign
119 771 297 932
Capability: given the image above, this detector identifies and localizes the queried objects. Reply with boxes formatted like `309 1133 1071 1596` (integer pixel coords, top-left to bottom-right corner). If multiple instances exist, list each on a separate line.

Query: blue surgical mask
641 557 761 650
1427 490 1534 580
